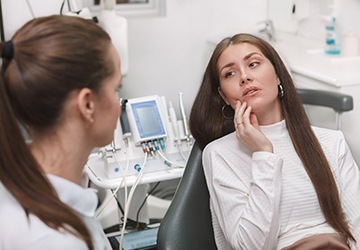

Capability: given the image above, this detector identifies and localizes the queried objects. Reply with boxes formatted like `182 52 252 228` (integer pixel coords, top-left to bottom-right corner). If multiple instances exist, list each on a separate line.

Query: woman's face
92 44 122 147
217 42 282 122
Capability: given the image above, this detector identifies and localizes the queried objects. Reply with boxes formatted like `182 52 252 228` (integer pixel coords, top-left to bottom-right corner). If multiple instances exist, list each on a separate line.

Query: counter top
273 32 360 87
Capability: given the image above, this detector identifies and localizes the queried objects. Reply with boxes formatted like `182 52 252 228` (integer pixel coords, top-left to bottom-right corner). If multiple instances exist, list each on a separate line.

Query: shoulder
311 126 349 162
202 132 253 173
0 183 87 250
204 132 245 156
0 182 29 233
311 126 346 150
0 183 32 248
311 126 343 139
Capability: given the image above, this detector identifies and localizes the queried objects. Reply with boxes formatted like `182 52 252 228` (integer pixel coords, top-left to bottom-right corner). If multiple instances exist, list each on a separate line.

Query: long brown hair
0 15 115 249
189 33 355 246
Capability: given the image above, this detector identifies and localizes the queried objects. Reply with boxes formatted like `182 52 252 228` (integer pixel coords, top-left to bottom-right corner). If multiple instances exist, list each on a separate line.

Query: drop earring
278 84 284 99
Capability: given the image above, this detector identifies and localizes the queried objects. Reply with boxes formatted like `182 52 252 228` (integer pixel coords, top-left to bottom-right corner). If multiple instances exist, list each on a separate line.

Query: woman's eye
249 61 259 67
225 71 235 78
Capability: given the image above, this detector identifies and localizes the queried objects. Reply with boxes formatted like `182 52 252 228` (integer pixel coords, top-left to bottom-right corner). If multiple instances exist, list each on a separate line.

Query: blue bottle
325 17 341 55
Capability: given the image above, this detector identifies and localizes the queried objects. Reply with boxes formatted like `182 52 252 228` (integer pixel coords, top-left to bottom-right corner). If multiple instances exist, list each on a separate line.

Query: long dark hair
189 33 355 246
0 15 115 249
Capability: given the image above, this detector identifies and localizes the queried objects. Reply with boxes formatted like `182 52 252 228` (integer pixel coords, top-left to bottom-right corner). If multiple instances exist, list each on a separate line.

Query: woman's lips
243 88 260 97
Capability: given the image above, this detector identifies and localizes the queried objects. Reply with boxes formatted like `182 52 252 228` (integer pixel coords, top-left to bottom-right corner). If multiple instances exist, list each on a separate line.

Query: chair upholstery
157 142 217 250
297 88 353 113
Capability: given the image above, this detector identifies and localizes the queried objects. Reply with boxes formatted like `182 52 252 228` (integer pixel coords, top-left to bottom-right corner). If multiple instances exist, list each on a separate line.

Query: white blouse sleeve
203 147 283 249
335 132 360 249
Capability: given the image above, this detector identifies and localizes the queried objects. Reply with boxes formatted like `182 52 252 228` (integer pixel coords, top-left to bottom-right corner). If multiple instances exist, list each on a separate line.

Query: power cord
112 194 146 230
119 152 148 250
60 0 66 14
135 181 160 226
25 0 35 18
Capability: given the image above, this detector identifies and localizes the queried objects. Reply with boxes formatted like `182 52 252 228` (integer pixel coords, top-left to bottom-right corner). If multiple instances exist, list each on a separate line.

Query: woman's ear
218 87 229 105
77 88 95 125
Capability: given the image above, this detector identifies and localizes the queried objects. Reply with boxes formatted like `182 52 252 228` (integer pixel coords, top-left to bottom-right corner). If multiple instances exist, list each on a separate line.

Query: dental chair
297 88 353 130
156 89 353 250
157 141 217 250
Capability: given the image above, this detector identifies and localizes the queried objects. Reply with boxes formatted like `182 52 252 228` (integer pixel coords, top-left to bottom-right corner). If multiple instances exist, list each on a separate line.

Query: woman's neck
29 130 91 185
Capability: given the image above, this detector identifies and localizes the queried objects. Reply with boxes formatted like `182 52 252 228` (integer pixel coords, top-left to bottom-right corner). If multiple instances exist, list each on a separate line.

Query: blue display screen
131 100 166 139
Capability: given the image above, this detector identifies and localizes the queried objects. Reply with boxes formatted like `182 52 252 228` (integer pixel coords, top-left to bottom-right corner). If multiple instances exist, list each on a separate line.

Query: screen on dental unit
131 100 166 141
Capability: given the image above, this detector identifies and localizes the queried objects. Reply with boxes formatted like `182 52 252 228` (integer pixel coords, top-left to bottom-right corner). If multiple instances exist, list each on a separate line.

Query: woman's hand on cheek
234 101 273 153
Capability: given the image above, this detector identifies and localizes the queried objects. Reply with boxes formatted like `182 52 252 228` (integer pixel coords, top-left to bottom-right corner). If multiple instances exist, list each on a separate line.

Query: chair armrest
297 88 353 113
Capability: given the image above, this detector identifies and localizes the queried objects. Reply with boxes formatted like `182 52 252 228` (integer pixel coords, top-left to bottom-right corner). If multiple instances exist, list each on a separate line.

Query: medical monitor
126 95 167 145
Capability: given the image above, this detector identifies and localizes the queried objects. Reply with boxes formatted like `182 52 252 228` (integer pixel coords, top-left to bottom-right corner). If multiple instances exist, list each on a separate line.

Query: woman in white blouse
189 33 360 249
0 15 122 249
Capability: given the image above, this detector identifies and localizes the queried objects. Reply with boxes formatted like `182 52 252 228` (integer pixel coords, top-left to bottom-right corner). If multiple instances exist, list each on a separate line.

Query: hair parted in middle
189 33 355 247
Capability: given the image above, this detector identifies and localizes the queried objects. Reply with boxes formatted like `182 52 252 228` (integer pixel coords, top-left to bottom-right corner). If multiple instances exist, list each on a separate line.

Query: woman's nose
239 68 252 85
241 78 251 84
240 73 252 85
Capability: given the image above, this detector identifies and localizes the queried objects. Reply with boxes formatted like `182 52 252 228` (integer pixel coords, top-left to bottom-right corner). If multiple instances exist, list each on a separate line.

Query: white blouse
203 120 360 250
0 174 111 250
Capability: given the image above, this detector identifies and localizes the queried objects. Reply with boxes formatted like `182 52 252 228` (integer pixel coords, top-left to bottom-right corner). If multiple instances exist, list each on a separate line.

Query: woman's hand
234 101 273 153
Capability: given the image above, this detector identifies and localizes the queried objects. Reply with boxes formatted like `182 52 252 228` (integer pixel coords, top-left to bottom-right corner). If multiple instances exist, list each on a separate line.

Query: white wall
4 0 359 116
122 0 267 116
1 0 83 39
3 0 267 116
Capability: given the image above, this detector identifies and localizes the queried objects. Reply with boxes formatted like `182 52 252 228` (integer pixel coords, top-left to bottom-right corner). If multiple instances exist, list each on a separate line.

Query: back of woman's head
0 15 115 250
5 14 113 132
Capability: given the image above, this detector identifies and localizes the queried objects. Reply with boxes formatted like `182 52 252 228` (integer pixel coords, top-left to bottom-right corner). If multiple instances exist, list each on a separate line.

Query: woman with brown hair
189 33 360 249
0 15 122 249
